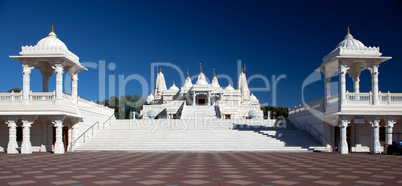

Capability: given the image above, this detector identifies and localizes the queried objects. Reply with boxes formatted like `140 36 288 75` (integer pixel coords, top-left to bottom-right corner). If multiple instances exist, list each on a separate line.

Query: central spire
347 27 350 34
52 25 54 32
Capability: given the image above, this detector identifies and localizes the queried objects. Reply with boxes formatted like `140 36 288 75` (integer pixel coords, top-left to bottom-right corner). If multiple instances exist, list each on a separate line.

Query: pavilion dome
225 83 235 90
36 31 68 50
169 82 179 91
336 32 365 49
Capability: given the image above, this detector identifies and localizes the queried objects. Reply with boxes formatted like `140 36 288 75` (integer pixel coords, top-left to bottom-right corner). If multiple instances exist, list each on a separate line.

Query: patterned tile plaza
0 152 401 185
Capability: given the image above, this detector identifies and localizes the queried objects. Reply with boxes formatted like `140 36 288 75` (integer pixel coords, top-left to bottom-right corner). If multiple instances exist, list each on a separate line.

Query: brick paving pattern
0 152 401 185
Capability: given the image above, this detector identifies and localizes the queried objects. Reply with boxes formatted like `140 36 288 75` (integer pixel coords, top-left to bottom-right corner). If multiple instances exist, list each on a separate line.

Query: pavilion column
220 93 223 101
22 64 34 104
207 91 211 106
324 78 331 111
192 92 196 106
21 118 35 154
71 74 78 98
52 117 65 154
339 119 350 154
353 76 360 93
370 65 380 105
339 64 349 105
41 71 52 92
54 64 64 104
369 119 381 154
385 118 396 145
5 118 18 154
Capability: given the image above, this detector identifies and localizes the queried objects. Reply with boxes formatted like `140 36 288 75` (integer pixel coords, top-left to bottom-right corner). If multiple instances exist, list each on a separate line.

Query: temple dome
196 73 209 85
169 82 179 91
250 94 257 101
336 33 365 49
146 93 154 104
36 31 68 50
225 83 235 90
211 76 220 88
183 77 193 88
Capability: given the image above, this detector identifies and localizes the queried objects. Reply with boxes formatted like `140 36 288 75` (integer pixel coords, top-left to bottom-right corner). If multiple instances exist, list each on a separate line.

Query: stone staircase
181 106 218 119
74 118 327 152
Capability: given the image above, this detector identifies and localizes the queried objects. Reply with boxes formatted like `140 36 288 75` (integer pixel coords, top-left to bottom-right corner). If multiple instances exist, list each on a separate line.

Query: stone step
75 119 327 152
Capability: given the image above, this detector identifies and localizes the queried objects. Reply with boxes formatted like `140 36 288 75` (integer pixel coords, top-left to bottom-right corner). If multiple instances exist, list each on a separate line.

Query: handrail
103 114 114 129
69 114 114 152
290 118 330 145
303 121 331 145
69 121 98 152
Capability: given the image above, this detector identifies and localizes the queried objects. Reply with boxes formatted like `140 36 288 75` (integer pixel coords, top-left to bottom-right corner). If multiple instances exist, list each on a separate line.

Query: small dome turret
335 28 365 49
36 26 68 50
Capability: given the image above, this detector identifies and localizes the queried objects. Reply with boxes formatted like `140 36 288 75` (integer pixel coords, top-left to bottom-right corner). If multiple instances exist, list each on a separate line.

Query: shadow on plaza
232 120 321 149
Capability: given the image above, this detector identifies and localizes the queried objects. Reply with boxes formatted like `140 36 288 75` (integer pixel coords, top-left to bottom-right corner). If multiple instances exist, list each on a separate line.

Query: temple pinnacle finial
241 68 243 73
213 68 216 77
347 27 350 34
52 25 54 32
244 64 246 73
200 63 202 73
160 67 162 73
187 68 189 77
173 81 175 85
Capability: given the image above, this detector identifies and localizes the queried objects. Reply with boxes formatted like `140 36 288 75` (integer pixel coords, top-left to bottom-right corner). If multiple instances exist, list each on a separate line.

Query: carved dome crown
36 29 68 50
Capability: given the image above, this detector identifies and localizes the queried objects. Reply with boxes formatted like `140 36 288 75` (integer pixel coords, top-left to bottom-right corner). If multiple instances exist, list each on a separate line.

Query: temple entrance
198 99 206 105
53 127 69 152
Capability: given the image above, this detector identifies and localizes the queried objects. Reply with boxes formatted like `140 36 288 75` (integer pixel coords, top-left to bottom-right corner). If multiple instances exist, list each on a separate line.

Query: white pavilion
288 28 402 154
0 27 114 154
140 66 264 120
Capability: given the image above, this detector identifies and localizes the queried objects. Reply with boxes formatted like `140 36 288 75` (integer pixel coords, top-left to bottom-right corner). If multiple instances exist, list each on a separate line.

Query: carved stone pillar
21 118 35 154
339 119 350 154
370 65 380 105
41 71 53 92
339 64 349 105
369 119 381 154
386 118 396 145
22 64 34 104
52 117 65 154
192 92 196 106
207 92 211 106
53 64 64 104
324 78 331 111
6 119 18 154
71 74 78 98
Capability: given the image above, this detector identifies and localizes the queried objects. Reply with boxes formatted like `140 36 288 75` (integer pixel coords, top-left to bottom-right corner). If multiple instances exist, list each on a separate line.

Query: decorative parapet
323 46 381 64
20 45 80 65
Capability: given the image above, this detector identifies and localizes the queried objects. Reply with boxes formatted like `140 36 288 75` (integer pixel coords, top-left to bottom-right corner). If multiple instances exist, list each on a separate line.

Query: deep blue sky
0 0 401 108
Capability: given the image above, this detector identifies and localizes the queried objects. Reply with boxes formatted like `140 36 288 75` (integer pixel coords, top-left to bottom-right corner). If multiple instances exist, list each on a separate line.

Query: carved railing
30 92 56 102
0 91 22 102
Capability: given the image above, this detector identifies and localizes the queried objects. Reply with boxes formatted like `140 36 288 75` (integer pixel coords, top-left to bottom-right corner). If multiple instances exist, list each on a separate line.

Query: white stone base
7 142 19 154
21 142 32 154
